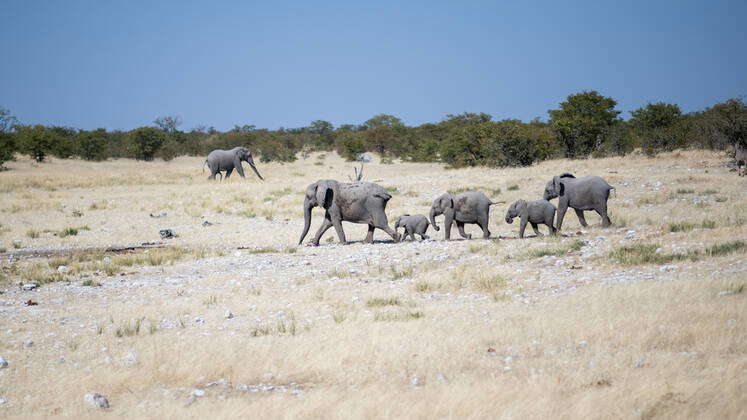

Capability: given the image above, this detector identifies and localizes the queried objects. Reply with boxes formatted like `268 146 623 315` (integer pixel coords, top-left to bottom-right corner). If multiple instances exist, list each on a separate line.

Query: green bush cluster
1 95 745 169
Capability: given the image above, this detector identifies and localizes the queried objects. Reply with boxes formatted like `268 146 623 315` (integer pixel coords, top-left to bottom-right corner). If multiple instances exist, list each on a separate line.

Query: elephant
736 143 747 176
505 199 557 238
543 173 613 231
429 191 497 240
394 214 430 241
298 180 401 246
203 147 264 181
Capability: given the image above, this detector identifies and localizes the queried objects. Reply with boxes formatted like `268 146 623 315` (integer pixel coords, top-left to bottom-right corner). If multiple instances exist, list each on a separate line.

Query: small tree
548 91 621 158
76 129 108 161
16 125 53 162
0 106 18 168
628 102 684 155
128 127 166 161
153 115 182 133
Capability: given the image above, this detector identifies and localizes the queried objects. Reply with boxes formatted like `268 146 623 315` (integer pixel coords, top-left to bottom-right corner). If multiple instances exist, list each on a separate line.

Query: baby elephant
505 199 557 238
394 214 430 241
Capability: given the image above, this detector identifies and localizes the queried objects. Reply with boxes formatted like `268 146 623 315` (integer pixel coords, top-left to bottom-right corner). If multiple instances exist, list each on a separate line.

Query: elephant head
299 180 338 245
543 173 575 200
235 147 264 180
505 200 527 224
429 194 454 231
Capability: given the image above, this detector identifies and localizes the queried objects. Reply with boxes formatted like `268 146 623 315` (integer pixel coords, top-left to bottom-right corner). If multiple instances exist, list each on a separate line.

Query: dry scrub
0 150 745 418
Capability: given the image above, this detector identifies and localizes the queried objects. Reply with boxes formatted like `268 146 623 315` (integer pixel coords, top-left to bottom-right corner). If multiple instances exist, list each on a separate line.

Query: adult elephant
203 147 264 181
429 191 497 240
543 173 613 231
299 180 401 246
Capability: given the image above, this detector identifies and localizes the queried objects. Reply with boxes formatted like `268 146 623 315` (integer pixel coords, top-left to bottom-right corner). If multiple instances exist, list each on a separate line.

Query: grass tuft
525 239 584 259
374 310 424 322
366 297 402 307
115 317 144 337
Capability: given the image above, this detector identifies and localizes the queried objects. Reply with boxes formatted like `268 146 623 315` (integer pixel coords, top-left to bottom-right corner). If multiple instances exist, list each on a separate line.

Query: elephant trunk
505 216 514 224
298 199 313 245
429 207 440 231
247 159 264 180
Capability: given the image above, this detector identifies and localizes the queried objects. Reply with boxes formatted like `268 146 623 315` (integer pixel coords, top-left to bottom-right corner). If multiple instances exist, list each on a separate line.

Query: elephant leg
420 233 429 240
530 222 542 236
574 209 588 227
556 202 568 232
595 205 612 228
224 168 233 179
312 217 333 246
519 216 528 239
456 221 472 239
371 210 400 242
330 214 347 244
477 213 491 239
444 212 454 240
548 223 557 236
364 224 375 244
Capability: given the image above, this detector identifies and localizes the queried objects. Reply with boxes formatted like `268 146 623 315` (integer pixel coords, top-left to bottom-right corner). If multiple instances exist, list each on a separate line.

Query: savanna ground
0 150 745 419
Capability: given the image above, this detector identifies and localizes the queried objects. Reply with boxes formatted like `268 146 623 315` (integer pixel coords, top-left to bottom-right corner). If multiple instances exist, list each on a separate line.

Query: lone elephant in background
736 143 747 176
203 147 264 181
505 199 556 238
543 173 613 231
299 180 401 246
429 191 497 240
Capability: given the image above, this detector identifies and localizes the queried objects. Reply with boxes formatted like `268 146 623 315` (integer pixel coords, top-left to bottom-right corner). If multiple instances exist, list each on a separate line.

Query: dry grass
0 150 745 418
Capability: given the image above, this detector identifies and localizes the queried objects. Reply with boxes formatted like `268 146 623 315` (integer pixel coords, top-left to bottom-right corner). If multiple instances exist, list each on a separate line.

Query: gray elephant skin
299 180 401 246
429 191 497 240
203 147 264 181
505 199 557 238
394 214 430 241
543 173 613 231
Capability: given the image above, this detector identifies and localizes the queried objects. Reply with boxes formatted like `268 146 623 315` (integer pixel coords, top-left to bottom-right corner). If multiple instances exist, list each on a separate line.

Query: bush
76 129 108 161
15 125 53 162
336 132 366 161
128 127 166 161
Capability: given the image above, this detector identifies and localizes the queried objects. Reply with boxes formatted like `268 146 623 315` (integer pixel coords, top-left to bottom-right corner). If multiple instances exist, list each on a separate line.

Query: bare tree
348 162 364 181
154 115 182 133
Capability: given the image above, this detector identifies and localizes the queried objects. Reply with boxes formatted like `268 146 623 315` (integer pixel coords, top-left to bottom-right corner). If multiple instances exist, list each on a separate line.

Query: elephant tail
202 160 208 173
374 192 392 201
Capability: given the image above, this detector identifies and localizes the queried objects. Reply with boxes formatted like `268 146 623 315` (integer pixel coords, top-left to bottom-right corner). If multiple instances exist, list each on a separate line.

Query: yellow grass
0 150 745 418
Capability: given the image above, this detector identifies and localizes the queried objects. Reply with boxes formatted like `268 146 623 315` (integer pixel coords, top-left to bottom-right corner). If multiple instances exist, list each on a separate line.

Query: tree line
1 91 745 170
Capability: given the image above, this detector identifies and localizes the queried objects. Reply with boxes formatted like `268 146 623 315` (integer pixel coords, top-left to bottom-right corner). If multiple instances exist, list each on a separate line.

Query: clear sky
2 1 745 131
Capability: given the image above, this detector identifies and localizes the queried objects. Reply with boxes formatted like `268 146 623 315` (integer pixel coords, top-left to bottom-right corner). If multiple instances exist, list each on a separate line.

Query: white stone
503 366 512 372
84 392 109 409
192 389 205 397
0 356 7 369
21 283 38 291
57 265 69 273
224 310 234 319
23 339 33 348
124 351 138 364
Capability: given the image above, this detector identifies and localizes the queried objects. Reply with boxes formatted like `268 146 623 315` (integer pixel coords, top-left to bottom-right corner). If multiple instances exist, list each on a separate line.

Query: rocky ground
0 151 745 418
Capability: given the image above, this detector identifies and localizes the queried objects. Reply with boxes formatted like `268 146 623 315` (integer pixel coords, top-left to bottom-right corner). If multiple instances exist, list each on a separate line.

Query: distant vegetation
1 92 745 169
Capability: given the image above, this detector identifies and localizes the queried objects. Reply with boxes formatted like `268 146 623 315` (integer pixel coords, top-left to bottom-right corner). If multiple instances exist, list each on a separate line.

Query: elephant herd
198 147 614 245
298 174 614 246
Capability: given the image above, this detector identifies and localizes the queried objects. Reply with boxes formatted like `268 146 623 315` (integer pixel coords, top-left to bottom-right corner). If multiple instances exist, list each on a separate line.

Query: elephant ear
315 182 334 208
559 182 565 197
440 195 454 209
516 200 528 214
552 176 562 195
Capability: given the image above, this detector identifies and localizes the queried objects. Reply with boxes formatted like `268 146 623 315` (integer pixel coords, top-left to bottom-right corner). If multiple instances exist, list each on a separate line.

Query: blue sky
2 1 745 131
